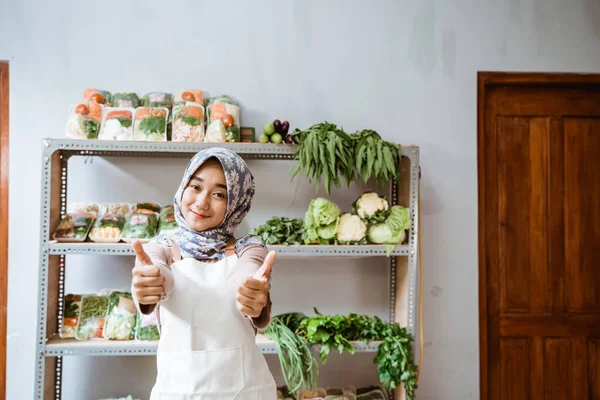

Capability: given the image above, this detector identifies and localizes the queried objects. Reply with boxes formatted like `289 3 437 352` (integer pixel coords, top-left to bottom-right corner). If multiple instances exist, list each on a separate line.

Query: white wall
2 0 600 399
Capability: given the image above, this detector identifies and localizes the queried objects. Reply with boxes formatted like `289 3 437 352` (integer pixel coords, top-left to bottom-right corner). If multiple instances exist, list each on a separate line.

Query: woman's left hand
235 251 276 318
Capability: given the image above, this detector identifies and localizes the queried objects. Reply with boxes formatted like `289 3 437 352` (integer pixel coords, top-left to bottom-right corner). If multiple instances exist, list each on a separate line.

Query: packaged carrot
133 107 168 142
65 101 104 140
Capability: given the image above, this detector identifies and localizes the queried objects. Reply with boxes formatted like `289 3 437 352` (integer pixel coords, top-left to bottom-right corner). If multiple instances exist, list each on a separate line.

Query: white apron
149 254 277 400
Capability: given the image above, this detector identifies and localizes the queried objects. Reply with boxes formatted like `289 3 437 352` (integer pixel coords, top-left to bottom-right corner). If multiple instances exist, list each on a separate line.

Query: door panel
479 73 600 400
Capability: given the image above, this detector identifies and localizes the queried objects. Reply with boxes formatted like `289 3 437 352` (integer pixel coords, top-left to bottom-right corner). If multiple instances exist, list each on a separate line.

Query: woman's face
181 158 228 232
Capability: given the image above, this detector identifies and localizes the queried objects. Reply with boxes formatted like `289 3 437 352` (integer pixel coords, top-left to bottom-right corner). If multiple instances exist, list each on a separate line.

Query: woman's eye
191 185 200 191
214 192 226 199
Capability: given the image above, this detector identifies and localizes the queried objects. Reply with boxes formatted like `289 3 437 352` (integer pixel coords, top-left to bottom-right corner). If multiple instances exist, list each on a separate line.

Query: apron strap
225 238 236 257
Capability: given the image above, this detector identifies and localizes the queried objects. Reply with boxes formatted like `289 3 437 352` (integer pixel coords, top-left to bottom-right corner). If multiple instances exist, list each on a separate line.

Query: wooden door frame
477 71 600 399
0 60 8 400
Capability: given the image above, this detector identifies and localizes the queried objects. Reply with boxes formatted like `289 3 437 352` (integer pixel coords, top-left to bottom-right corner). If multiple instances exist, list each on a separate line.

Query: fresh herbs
352 130 401 186
291 122 354 195
263 313 319 394
249 217 307 245
291 123 403 193
271 309 418 399
139 116 166 135
85 119 100 139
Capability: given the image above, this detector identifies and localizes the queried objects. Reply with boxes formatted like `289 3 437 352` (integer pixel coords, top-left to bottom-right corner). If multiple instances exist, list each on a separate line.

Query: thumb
132 240 152 266
253 250 277 281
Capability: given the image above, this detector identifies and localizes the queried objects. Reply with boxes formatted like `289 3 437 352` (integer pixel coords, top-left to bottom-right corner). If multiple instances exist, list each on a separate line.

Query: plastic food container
141 92 173 108
53 212 96 242
175 89 204 106
99 108 135 141
76 294 109 340
110 92 140 108
158 205 178 236
103 291 137 340
59 294 82 339
121 209 159 243
135 311 160 341
172 102 205 143
65 102 104 140
133 107 168 142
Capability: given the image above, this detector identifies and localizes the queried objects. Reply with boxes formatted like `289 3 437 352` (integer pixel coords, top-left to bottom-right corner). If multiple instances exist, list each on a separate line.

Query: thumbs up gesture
131 240 165 305
235 250 276 318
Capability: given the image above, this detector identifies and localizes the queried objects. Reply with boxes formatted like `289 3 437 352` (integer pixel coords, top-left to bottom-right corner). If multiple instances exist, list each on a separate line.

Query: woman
131 147 278 399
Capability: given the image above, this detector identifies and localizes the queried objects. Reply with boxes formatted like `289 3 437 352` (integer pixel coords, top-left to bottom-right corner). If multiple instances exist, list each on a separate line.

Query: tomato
221 114 234 127
75 104 89 115
90 93 105 104
181 91 195 102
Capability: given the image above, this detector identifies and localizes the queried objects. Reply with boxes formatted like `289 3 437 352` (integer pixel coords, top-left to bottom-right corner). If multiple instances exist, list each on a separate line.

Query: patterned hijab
154 147 264 260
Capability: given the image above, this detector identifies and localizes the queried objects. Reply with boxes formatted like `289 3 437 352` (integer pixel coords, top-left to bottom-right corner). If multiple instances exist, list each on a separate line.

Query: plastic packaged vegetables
135 312 160 341
103 291 137 340
89 213 127 243
99 108 134 140
111 92 140 108
54 212 96 242
65 101 104 140
121 208 159 242
60 294 82 339
142 92 173 108
83 88 111 105
206 95 240 143
134 107 168 141
172 103 205 142
76 294 109 340
176 89 204 106
135 202 161 213
158 205 178 235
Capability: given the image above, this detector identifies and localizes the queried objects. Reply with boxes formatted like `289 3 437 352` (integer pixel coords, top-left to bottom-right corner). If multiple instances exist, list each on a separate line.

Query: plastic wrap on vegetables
111 92 140 108
89 213 127 243
60 294 82 339
53 212 96 242
158 205 178 236
176 90 204 106
206 100 240 143
121 208 159 243
83 88 111 105
65 102 104 140
135 311 160 341
101 202 132 217
68 203 101 215
99 108 134 141
135 202 161 213
76 294 109 340
134 107 168 142
141 92 173 108
206 95 237 106
103 291 137 340
172 102 205 143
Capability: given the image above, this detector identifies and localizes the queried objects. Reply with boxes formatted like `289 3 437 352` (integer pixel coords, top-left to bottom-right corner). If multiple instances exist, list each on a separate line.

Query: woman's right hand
131 240 165 305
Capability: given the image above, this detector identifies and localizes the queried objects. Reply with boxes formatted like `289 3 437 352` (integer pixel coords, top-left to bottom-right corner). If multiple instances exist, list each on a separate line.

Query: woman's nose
196 192 210 210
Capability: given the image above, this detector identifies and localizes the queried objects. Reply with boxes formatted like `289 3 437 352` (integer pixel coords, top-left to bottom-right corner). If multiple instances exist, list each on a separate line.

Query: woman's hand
235 251 276 318
131 240 165 305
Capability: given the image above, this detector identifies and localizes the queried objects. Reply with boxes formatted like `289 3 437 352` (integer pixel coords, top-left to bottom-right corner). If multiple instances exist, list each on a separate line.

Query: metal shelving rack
35 139 420 400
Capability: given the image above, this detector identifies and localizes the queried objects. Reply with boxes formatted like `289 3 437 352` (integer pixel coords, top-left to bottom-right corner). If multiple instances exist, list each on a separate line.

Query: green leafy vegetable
115 117 132 128
249 217 306 245
226 126 240 142
85 119 100 139
351 130 402 186
63 294 81 318
304 198 340 244
291 122 355 194
135 313 160 341
139 116 166 135
182 116 202 126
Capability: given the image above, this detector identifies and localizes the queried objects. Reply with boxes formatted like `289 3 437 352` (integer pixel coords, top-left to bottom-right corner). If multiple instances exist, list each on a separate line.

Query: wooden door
478 72 600 400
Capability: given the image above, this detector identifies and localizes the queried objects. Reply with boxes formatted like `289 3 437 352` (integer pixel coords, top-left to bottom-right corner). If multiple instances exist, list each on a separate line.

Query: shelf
42 138 419 159
44 335 381 357
46 242 410 257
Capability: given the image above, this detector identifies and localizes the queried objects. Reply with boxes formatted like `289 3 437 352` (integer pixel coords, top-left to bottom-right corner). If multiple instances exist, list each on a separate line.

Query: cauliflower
353 192 389 223
336 213 367 244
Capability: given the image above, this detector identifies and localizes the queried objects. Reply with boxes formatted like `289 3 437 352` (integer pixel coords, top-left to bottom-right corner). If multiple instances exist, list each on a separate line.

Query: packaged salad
54 212 96 242
121 208 159 243
69 203 101 215
89 213 127 243
99 108 135 141
101 202 132 217
158 205 178 236
135 311 160 341
103 291 137 340
135 202 161 213
133 107 168 142
172 102 205 143
175 90 204 106
65 101 104 140
60 294 82 339
76 294 109 340
111 92 140 108
141 92 173 108
83 88 111 105
206 96 240 143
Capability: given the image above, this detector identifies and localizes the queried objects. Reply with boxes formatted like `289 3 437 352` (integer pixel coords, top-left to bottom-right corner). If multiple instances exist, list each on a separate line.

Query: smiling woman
0 60 9 399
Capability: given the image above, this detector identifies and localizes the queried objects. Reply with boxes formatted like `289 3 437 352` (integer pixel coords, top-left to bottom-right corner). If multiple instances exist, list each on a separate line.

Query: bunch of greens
303 198 340 244
289 309 417 399
250 217 307 245
263 313 319 395
290 122 354 195
351 130 402 186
